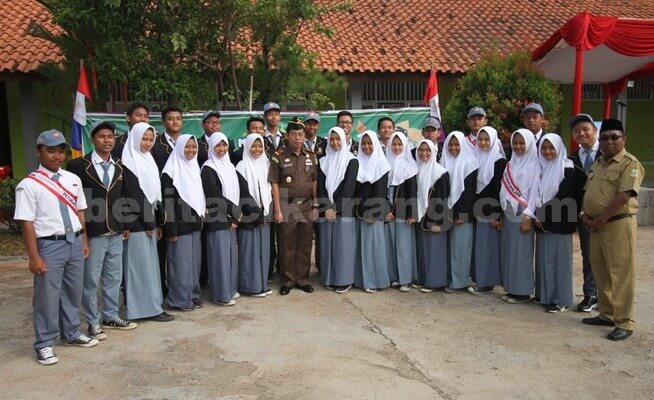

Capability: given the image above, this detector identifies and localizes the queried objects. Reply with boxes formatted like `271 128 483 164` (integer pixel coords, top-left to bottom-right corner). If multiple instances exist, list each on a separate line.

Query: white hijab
500 129 541 212
236 135 272 216
356 130 391 184
534 133 573 208
475 126 504 193
320 127 355 203
203 132 240 206
120 122 161 204
416 139 447 220
161 135 206 217
440 131 479 208
386 131 418 186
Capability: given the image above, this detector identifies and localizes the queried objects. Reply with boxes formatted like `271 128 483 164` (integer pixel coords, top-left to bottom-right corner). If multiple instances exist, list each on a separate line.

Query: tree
443 51 563 135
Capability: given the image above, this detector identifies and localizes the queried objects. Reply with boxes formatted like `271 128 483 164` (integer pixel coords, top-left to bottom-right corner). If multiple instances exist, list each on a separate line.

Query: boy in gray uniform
15 130 98 365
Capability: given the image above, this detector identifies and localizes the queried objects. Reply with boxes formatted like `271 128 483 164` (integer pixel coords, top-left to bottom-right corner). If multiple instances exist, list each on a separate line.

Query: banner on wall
83 107 431 154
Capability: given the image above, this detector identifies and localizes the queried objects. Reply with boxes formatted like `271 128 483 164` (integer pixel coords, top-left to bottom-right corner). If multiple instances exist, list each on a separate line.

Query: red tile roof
298 0 654 73
0 0 63 73
3 0 654 75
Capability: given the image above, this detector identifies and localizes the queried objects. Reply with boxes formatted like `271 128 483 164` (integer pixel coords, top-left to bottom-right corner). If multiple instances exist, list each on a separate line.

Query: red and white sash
467 135 477 147
501 162 527 208
26 170 78 213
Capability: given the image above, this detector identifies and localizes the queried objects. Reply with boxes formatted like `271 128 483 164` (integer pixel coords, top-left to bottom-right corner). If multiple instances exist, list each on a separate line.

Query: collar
204 134 211 142
265 128 282 138
38 164 60 178
164 132 178 146
602 147 627 164
92 151 114 165
283 146 306 157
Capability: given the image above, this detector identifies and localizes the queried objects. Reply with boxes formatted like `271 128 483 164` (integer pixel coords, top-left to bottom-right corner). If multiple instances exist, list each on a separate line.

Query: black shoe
577 296 598 312
273 269 281 278
298 284 314 293
148 312 175 322
607 327 633 341
192 298 203 309
582 316 614 326
279 286 291 295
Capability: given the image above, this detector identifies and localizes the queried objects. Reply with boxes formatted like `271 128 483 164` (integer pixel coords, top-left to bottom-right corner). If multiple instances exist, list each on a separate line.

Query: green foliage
0 179 21 234
443 51 563 134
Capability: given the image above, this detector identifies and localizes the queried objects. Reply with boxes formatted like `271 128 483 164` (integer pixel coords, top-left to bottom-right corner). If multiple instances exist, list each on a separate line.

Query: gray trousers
82 234 123 326
33 237 84 350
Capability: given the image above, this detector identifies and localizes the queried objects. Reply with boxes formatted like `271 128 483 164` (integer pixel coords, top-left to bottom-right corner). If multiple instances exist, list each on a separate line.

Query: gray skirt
123 231 164 319
237 225 270 295
472 220 502 288
166 231 202 309
416 228 448 288
354 220 390 290
319 217 356 286
535 232 573 306
501 219 534 296
386 220 418 285
449 222 473 289
207 229 238 303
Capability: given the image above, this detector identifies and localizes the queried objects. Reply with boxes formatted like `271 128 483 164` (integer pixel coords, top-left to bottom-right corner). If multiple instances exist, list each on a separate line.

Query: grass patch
0 231 26 257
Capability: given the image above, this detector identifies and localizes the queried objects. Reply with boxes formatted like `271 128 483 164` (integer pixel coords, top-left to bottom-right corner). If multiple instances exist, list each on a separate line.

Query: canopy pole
603 84 612 118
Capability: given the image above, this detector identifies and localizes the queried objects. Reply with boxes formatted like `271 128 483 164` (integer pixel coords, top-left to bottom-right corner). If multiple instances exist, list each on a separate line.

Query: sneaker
546 304 569 313
35 346 58 366
411 283 423 289
263 289 273 296
390 281 400 288
468 286 493 295
64 333 99 348
325 285 335 290
212 299 236 306
507 295 531 304
577 296 598 312
232 292 241 300
398 285 410 292
192 298 203 309
334 285 351 294
364 288 377 293
88 324 108 341
251 292 267 298
444 287 462 293
102 317 138 330
419 287 434 293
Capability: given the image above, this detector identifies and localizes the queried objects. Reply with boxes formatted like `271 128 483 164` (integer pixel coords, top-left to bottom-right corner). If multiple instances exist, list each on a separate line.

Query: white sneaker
390 281 400 288
64 333 99 348
398 285 410 292
411 283 423 289
420 287 434 293
364 288 377 293
251 292 267 298
212 299 236 306
36 346 58 366
263 289 273 296
232 292 241 300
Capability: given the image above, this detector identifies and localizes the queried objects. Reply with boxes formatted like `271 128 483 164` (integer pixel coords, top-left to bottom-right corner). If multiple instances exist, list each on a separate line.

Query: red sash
26 170 78 213
501 162 527 208
467 135 477 147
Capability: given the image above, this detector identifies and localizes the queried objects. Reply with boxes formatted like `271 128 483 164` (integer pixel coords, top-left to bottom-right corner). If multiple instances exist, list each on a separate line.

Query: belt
606 213 632 223
39 231 83 241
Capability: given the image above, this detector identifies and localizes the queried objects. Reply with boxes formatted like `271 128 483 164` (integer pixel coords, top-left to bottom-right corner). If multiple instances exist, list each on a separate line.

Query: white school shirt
91 151 115 184
580 138 599 167
14 165 87 238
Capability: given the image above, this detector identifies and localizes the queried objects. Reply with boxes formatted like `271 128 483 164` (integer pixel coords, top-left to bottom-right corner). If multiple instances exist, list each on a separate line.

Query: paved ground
1 228 653 400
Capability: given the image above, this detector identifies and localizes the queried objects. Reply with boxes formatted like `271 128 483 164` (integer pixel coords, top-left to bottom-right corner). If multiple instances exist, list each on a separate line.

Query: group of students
15 100 634 366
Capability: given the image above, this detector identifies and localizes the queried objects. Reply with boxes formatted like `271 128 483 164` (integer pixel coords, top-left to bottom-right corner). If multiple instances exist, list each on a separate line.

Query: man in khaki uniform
270 117 318 295
581 118 644 341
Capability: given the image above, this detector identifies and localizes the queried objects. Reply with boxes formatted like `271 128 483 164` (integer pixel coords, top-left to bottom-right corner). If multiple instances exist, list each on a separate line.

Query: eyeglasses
599 134 623 142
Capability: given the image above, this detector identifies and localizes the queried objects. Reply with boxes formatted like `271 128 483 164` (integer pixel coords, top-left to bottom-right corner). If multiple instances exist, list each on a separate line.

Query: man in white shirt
465 106 488 149
264 102 286 154
521 102 545 143
14 130 97 366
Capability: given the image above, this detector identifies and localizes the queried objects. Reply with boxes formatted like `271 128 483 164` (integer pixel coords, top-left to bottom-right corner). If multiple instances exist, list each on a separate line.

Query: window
358 80 426 108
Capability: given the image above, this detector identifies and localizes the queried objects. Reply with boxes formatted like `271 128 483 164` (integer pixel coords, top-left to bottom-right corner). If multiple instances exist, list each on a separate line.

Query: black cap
599 118 624 133
90 121 117 137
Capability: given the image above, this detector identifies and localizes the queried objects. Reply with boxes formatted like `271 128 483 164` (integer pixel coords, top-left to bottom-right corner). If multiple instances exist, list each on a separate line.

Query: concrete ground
1 228 653 400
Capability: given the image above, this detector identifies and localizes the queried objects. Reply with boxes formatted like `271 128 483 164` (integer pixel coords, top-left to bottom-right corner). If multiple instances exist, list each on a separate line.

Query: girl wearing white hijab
385 131 419 292
469 126 506 295
201 132 242 306
235 135 273 297
414 139 451 292
499 129 541 304
441 131 479 293
161 134 205 312
354 131 391 292
121 122 173 322
317 127 359 293
525 134 577 313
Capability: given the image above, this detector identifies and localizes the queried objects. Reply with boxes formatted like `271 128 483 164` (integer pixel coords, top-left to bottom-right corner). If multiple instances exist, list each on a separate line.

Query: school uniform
442 131 479 290
385 132 419 287
415 139 451 289
67 151 126 328
197 134 238 167
236 135 273 295
264 130 287 278
201 133 242 304
317 127 359 288
121 123 167 320
354 131 391 290
15 164 87 350
161 135 205 310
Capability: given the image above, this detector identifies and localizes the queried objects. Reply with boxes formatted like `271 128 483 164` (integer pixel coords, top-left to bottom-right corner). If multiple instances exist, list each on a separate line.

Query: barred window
361 80 426 107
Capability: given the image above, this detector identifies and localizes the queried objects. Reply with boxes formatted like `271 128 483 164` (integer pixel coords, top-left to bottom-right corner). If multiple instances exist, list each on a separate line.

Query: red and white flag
71 61 92 159
423 69 441 120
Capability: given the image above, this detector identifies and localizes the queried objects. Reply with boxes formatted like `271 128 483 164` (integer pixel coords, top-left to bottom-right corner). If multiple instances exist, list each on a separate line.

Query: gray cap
36 129 68 147
423 117 441 130
304 111 320 123
569 113 594 128
263 102 281 114
467 106 487 118
90 121 116 137
522 102 544 116
202 110 221 123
